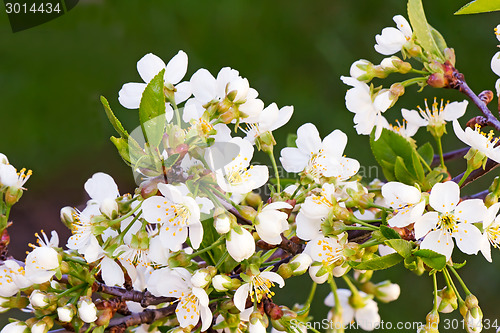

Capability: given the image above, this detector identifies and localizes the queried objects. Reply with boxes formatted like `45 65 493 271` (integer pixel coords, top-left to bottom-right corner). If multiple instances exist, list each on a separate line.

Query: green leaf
411 150 425 182
429 25 448 52
163 153 180 168
139 69 166 148
394 156 418 185
286 133 298 147
452 260 467 269
349 253 403 271
412 249 447 270
101 96 128 139
370 128 416 180
455 0 500 15
417 142 434 167
408 0 444 58
385 239 413 258
380 225 402 240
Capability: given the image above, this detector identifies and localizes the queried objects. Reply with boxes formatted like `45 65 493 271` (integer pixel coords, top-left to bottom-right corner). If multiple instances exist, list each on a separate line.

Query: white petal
233 283 251 312
190 68 217 104
429 181 460 213
100 257 125 287
355 301 380 331
420 230 454 260
188 221 203 250
279 147 309 173
442 101 468 121
452 120 469 146
259 271 285 288
454 199 487 224
296 123 321 155
483 202 500 229
393 15 412 37
118 83 146 109
414 212 438 239
295 212 323 241
174 81 192 104
200 305 213 331
454 223 482 255
137 53 166 83
381 182 421 207
160 226 188 252
401 109 427 127
322 129 348 159
84 173 119 203
192 287 209 307
491 51 500 77
480 233 492 262
165 50 188 85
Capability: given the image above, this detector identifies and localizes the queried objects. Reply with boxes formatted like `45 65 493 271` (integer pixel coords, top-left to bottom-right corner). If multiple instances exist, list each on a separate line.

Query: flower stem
448 266 472 295
188 236 225 259
267 149 281 193
291 184 303 200
457 166 474 187
443 266 464 304
434 134 446 169
328 276 342 317
342 275 359 297
400 76 428 87
215 251 229 270
108 201 142 228
432 272 438 311
418 152 433 172
172 103 182 127
350 217 379 230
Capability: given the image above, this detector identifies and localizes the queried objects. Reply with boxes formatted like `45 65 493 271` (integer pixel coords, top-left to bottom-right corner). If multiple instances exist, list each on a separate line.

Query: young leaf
349 253 403 270
407 0 444 59
385 239 413 258
455 0 500 15
380 225 402 240
412 249 447 270
394 156 418 185
101 96 129 139
417 142 434 167
411 150 425 182
139 69 167 148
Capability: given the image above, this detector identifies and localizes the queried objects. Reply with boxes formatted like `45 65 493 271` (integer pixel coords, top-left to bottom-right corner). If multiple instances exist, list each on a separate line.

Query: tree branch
93 281 175 307
107 304 177 332
451 159 499 188
432 147 469 167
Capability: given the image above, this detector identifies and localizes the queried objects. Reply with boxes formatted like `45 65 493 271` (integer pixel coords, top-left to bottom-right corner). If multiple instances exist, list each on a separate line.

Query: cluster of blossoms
2 1 500 333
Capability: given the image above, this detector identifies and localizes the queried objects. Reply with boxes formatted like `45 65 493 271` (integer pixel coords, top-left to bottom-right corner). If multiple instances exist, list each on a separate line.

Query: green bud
4 186 23 206
278 263 293 279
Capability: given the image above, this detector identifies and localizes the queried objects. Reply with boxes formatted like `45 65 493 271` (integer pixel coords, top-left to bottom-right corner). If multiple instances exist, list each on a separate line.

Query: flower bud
465 306 483 333
29 290 49 308
57 305 75 323
374 281 400 303
350 59 373 81
212 274 233 292
244 192 263 208
191 268 212 288
4 187 23 206
100 198 119 219
354 270 373 283
239 206 258 222
444 48 456 66
78 297 97 323
0 322 28 333
30 321 49 333
308 263 328 284
277 263 293 279
436 287 457 313
0 154 8 165
214 214 232 234
226 227 255 262
60 206 77 228
427 73 448 88
289 253 312 276
249 312 267 333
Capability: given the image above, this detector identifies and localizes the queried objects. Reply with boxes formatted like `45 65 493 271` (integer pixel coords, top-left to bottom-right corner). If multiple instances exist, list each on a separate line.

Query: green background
1 0 500 331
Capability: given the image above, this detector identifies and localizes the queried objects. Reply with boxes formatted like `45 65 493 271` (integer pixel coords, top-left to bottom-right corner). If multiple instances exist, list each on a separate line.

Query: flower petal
414 212 438 240
454 199 487 224
233 283 251 312
429 181 460 213
296 123 321 155
165 50 188 85
137 53 166 83
118 82 146 109
420 230 454 260
453 223 482 255
442 101 468 121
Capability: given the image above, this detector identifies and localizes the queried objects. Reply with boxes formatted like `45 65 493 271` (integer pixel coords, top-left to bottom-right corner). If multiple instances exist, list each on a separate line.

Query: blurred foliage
1 0 500 330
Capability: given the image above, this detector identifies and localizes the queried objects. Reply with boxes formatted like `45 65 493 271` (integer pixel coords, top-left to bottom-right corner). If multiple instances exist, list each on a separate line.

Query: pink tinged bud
100 198 119 219
29 290 49 308
78 298 97 323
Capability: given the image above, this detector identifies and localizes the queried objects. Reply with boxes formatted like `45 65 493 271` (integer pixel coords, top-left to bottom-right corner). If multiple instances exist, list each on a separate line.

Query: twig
451 159 499 188
93 281 175 307
463 189 489 200
107 304 177 332
215 194 252 225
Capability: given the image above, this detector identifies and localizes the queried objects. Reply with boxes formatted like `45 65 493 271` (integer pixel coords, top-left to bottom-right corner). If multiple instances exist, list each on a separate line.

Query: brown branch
216 195 252 225
463 189 489 200
93 281 175 307
451 159 499 188
107 304 177 332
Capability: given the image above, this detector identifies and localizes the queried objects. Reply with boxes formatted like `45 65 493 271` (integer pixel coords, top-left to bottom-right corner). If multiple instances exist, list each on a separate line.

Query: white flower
190 67 264 122
147 268 212 331
374 15 412 55
234 271 284 311
480 202 500 262
215 137 269 194
226 227 255 262
453 120 500 163
119 51 191 111
0 322 28 333
0 164 31 189
492 51 500 77
305 235 346 269
142 183 203 251
57 305 75 323
381 182 425 228
295 183 337 241
254 202 292 245
0 153 8 165
414 182 486 260
84 172 120 218
78 298 97 323
66 206 103 263
248 316 267 333
0 260 32 297
349 59 372 80
280 123 360 182
402 99 468 134
341 76 390 140
325 289 381 331
242 103 294 144
25 231 60 284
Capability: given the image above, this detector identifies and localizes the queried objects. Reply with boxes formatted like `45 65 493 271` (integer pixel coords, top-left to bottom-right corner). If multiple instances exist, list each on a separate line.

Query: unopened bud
191 268 212 288
29 291 49 308
214 214 232 234
0 322 29 333
390 83 405 98
78 297 97 323
444 48 456 66
427 73 448 88
277 263 293 279
4 187 23 206
0 154 8 165
436 287 457 313
374 281 400 303
100 198 119 219
60 206 77 228
57 305 75 323
212 275 233 292
239 206 258 222
308 264 328 284
354 270 373 284
289 253 312 276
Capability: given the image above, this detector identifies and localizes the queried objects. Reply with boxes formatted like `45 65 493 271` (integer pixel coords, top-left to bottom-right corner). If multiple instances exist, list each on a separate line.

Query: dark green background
1 0 500 331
